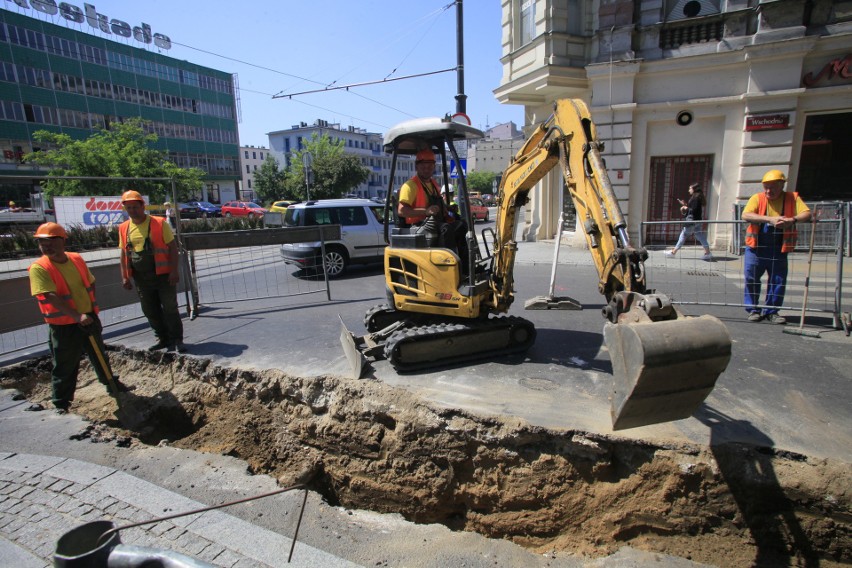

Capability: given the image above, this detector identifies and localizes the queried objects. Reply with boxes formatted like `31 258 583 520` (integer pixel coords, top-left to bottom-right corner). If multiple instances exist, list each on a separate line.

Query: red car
221 201 267 219
469 197 490 223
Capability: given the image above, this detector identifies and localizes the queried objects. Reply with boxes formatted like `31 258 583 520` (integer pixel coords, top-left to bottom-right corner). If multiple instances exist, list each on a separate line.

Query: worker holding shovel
28 222 130 414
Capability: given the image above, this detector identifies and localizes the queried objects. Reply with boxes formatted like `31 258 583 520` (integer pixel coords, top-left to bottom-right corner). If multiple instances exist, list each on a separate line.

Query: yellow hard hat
762 169 786 184
121 190 145 203
9 201 15 206
164 201 171 206
34 222 68 239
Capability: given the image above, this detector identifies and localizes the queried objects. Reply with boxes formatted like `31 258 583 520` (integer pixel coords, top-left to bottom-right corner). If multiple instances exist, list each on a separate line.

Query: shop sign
7 0 172 49
802 54 851 87
745 114 789 132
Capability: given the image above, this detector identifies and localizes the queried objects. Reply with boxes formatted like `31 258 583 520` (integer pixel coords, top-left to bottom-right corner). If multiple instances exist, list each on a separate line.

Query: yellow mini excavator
341 99 732 430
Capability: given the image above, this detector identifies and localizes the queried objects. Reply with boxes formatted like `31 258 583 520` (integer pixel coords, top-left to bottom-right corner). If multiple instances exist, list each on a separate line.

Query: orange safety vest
745 191 799 253
119 215 171 277
404 176 445 226
30 253 98 325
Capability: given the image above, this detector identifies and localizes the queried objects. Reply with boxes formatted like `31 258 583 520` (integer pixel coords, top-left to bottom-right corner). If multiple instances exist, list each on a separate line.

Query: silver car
279 199 390 277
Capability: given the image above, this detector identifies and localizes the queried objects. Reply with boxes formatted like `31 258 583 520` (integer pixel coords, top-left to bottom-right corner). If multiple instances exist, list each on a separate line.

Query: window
520 0 535 46
260 152 264 160
252 151 256 159
245 150 249 158
247 179 252 188
246 164 250 173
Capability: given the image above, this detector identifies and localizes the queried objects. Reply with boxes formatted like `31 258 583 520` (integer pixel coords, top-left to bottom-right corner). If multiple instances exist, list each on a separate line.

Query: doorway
646 155 713 245
797 112 852 201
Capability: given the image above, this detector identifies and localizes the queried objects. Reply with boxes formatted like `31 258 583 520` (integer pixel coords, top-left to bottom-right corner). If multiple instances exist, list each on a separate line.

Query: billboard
54 196 146 228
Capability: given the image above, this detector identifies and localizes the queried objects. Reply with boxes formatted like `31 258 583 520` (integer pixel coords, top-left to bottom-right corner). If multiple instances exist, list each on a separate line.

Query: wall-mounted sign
745 114 790 132
802 54 851 87
7 0 172 49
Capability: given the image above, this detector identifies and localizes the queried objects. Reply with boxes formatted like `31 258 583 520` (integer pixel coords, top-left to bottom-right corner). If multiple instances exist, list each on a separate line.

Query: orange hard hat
415 149 436 163
34 222 68 239
762 169 786 184
121 190 145 203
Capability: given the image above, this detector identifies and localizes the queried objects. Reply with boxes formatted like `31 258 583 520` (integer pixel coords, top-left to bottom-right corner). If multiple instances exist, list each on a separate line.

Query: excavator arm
494 99 732 429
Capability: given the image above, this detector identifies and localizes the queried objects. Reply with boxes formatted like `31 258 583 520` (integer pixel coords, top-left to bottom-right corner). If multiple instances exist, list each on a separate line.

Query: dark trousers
48 314 113 409
134 272 183 344
744 247 788 316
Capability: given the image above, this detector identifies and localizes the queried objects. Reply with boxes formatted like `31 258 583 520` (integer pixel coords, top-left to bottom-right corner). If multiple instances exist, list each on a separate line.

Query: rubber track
383 316 537 372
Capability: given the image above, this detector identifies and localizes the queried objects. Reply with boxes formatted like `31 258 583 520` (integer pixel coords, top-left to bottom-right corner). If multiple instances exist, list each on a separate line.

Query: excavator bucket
604 315 732 430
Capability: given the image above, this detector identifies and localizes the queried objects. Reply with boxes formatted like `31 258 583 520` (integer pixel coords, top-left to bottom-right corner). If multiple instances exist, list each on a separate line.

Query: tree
284 133 369 200
253 156 289 204
466 170 497 195
24 118 205 203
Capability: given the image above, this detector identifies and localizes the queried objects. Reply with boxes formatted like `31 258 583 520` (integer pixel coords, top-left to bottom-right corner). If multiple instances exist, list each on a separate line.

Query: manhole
2 350 849 567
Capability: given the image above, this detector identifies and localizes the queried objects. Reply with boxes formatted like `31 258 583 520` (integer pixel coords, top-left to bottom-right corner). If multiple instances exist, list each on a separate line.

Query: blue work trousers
743 246 788 316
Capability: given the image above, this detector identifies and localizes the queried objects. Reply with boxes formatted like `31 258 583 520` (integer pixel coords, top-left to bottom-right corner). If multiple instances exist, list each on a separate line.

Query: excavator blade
604 315 731 430
339 316 367 380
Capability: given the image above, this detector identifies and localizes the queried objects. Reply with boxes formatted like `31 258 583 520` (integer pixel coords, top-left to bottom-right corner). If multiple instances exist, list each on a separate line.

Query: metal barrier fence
639 219 848 326
0 226 338 357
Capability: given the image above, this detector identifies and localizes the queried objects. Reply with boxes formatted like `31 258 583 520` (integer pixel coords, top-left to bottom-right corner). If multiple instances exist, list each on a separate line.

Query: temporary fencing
640 218 848 328
0 225 339 357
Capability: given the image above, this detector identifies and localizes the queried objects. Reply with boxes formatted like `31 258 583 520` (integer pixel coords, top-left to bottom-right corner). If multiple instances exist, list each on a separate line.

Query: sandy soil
3 348 849 567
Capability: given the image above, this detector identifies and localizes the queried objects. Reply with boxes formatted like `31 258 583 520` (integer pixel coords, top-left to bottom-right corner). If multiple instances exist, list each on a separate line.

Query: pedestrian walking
118 190 187 352
665 183 712 261
741 169 812 324
28 222 128 413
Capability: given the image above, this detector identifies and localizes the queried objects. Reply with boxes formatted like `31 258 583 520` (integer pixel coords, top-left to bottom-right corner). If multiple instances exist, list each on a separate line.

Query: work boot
170 342 188 353
747 312 763 323
764 314 787 325
148 340 170 351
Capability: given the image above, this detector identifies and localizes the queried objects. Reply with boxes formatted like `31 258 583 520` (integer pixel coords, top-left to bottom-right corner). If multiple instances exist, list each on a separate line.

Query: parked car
221 201 266 219
279 199 389 278
185 200 221 217
176 202 200 219
269 200 301 214
468 197 489 222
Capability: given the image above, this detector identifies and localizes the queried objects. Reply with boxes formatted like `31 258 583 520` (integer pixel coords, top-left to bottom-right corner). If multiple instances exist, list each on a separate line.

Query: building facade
0 8 241 207
267 119 416 201
496 0 852 246
468 121 524 174
239 145 269 202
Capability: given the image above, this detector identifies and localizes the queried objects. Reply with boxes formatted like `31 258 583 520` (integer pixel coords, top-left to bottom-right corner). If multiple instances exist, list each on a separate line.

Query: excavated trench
2 348 850 567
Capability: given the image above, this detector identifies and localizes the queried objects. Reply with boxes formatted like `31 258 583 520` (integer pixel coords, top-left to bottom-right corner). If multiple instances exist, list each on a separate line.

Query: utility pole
302 152 312 201
455 0 466 115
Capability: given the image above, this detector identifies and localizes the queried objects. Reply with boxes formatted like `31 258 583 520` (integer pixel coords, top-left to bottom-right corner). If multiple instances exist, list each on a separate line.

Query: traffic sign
450 159 467 179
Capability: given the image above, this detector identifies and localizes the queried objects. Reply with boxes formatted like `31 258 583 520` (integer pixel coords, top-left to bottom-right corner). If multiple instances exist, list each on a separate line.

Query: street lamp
302 151 312 201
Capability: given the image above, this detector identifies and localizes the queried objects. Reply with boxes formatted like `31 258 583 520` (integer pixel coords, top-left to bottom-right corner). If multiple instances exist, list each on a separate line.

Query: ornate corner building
495 0 852 247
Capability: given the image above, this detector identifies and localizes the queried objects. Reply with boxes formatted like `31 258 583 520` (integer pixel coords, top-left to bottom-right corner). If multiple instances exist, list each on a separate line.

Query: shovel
83 327 122 408
524 213 583 310
83 325 145 428
783 219 821 339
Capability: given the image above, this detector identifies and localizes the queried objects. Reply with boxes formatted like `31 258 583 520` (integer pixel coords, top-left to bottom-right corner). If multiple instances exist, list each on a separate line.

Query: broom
783 218 821 338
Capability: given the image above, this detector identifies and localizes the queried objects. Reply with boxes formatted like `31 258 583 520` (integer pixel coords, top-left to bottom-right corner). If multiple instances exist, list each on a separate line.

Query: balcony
659 16 725 49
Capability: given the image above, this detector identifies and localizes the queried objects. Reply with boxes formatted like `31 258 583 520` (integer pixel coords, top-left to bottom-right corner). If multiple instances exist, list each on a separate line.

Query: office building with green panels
0 8 240 205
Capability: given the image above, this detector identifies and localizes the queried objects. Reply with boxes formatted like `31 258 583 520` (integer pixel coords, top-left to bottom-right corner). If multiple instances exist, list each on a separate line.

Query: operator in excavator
397 148 467 259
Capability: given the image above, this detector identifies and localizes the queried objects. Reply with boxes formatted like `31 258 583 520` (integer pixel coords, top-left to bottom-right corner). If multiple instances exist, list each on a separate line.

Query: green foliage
285 133 369 200
24 118 205 203
466 170 497 194
253 156 289 204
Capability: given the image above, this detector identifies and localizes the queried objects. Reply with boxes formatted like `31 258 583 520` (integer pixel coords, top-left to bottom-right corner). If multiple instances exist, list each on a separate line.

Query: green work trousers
133 272 183 345
48 314 113 409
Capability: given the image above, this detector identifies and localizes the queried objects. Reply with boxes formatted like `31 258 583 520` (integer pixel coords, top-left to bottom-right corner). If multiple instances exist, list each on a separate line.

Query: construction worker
741 170 812 324
397 149 467 258
118 190 186 352
28 222 128 414
8 200 21 212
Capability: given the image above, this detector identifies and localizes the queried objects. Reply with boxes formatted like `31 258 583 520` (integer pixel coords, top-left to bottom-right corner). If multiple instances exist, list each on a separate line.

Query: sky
5 0 523 146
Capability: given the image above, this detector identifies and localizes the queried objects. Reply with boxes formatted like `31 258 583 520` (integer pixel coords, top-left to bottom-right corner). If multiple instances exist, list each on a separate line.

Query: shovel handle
85 334 121 409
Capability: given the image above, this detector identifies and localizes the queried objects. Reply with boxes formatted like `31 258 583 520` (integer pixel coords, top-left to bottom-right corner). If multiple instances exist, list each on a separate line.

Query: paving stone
211 547 243 568
45 458 114 486
196 542 227 564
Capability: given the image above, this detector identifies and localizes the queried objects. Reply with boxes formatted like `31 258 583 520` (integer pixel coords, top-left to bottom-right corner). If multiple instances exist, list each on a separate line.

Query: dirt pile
3 348 849 567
